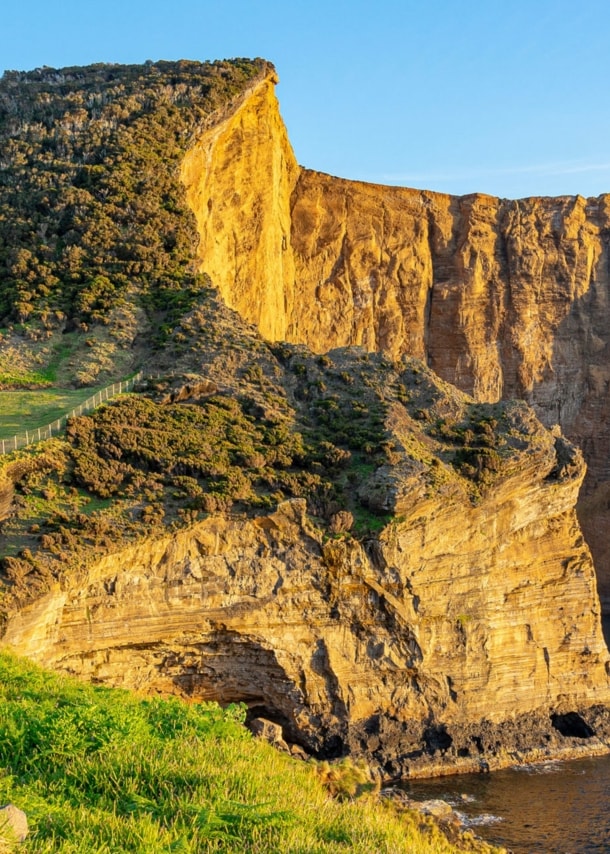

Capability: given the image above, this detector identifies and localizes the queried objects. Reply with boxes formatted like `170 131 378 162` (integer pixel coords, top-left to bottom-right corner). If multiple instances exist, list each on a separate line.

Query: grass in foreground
0 652 476 853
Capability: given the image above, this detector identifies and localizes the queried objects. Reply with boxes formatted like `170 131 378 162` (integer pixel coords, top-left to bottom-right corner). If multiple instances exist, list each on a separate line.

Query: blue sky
2 0 609 199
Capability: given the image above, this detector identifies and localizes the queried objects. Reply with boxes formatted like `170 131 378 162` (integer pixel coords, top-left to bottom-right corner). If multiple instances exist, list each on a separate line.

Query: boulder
414 799 454 819
0 804 28 842
249 717 290 752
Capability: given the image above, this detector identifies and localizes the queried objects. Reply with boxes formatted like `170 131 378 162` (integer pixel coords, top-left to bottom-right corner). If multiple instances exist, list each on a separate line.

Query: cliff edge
182 77 610 606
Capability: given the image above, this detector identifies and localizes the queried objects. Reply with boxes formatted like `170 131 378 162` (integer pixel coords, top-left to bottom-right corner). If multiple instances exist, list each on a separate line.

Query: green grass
0 652 475 853
0 332 78 390
0 371 54 389
0 389 106 440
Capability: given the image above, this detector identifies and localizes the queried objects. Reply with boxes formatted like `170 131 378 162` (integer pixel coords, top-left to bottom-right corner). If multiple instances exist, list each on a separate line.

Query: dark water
403 754 610 853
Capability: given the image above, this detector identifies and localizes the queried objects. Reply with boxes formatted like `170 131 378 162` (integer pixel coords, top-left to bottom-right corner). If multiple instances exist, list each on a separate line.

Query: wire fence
0 371 143 456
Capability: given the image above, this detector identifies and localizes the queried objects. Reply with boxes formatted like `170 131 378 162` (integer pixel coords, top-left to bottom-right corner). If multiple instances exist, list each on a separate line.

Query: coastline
392 737 610 781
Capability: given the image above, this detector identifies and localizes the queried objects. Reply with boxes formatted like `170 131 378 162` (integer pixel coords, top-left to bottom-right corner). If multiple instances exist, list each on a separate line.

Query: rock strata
181 73 610 603
4 366 610 777
1 60 610 781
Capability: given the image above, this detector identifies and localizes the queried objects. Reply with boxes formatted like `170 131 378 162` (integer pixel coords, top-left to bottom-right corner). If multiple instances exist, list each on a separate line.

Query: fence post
2 373 141 453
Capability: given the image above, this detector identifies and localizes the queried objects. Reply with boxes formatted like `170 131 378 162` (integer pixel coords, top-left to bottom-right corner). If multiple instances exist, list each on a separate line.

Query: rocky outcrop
181 70 298 342
4 388 610 776
0 804 28 844
2 60 610 780
180 77 610 605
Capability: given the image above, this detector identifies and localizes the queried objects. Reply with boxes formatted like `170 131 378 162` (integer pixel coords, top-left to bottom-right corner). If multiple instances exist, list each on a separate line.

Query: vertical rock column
181 72 299 342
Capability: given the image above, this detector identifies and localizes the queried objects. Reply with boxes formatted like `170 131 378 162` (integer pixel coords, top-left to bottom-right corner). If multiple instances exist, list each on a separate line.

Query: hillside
0 651 493 852
0 59 609 781
0 58 268 386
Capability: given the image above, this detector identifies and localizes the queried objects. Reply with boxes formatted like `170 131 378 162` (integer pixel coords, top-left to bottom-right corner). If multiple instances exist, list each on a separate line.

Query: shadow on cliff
530 260 610 616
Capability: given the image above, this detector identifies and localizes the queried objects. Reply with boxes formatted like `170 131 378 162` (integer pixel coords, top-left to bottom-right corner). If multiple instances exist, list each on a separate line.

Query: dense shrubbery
63 378 391 528
430 410 506 483
0 59 267 331
66 393 307 505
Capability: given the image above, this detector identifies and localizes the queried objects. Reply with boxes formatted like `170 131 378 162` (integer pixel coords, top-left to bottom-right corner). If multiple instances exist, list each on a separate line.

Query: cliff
3 329 610 776
4 411 610 778
181 70 298 341
182 77 610 606
1 60 610 778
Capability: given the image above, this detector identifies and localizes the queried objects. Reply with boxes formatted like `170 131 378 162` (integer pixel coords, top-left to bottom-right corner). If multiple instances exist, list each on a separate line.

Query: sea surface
402 753 610 853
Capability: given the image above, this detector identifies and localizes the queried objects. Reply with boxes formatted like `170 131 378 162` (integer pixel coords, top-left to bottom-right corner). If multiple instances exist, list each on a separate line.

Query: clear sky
2 0 609 200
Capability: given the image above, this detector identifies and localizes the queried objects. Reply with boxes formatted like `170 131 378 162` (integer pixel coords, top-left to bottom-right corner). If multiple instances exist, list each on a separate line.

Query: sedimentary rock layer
5 401 610 776
2 62 609 778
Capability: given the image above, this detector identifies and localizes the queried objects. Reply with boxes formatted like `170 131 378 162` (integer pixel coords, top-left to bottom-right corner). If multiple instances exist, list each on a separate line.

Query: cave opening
551 712 594 739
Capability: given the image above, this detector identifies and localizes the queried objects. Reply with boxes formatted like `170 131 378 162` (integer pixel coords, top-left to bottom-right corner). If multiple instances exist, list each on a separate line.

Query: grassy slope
0 652 491 853
0 388 108 439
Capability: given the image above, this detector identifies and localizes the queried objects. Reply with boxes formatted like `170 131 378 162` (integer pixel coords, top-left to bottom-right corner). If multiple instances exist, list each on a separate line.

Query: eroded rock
180 75 610 604
249 717 290 752
3 391 609 776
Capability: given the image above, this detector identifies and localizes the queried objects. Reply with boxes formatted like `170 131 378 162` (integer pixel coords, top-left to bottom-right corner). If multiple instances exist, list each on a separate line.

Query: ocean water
403 754 610 853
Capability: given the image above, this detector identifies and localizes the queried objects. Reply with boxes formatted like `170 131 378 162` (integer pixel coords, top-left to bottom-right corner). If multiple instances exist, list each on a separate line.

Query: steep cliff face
181 81 610 604
181 71 298 342
4 376 610 776
1 60 610 779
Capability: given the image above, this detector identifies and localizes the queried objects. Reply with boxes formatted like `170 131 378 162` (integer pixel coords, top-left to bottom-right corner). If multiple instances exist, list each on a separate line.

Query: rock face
181 70 298 343
181 74 610 605
5 402 610 776
2 61 610 780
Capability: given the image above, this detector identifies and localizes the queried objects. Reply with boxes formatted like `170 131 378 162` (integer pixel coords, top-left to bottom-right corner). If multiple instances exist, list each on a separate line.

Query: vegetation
0 59 265 328
0 387 107 439
0 59 268 386
0 652 475 853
